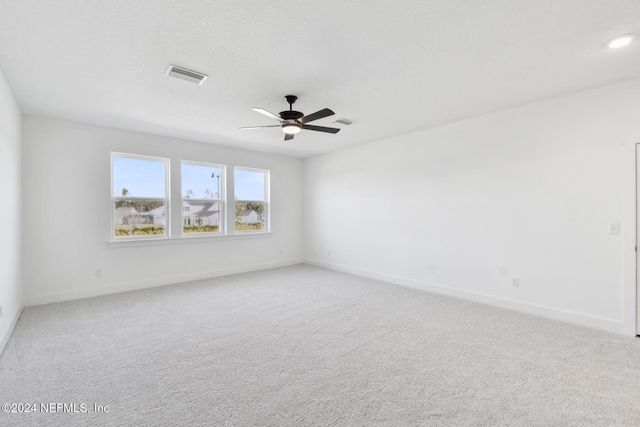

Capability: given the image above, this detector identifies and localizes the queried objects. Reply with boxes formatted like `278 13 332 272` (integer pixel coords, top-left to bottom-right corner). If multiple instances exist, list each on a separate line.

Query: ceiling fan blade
252 108 282 121
299 108 335 124
284 133 294 141
238 125 281 130
301 124 340 134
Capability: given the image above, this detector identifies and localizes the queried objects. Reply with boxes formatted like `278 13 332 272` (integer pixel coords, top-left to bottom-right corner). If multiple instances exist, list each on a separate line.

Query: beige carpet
1 265 640 426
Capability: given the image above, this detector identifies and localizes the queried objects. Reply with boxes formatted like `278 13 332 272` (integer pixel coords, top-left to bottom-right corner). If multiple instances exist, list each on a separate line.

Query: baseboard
25 258 304 306
306 258 625 335
0 304 24 358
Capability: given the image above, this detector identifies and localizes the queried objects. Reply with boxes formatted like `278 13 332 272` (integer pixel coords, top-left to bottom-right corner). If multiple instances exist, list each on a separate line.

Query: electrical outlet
512 278 520 288
95 269 102 277
608 223 620 234
0 305 3 318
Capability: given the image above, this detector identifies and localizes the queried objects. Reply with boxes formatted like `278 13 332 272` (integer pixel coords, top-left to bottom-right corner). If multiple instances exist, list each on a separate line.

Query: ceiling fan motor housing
281 95 303 120
280 110 304 120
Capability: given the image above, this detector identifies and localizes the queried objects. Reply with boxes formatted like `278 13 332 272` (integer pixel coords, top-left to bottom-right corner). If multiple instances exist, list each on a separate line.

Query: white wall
0 68 22 354
22 116 304 305
305 77 640 335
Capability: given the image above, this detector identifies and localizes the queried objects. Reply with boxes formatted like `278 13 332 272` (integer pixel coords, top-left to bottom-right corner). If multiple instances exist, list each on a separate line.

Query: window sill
107 232 272 248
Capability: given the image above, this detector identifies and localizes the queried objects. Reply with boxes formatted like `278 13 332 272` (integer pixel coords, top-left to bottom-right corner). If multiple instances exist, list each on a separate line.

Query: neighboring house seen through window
111 153 170 239
182 161 225 235
235 167 269 233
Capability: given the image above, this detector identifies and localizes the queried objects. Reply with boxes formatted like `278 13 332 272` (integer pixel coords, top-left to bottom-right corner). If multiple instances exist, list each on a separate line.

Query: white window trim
181 160 226 238
110 152 171 241
107 231 272 248
234 166 270 234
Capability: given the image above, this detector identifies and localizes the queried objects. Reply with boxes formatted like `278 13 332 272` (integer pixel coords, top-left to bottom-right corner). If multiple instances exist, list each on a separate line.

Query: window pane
235 202 265 231
113 157 166 198
183 201 221 234
182 163 222 199
234 169 265 201
113 200 166 237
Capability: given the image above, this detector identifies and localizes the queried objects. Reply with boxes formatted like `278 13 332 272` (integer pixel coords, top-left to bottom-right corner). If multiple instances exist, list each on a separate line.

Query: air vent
332 118 354 125
165 65 208 85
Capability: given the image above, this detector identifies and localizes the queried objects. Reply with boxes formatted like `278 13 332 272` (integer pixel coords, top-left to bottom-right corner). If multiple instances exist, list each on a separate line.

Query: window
234 167 269 233
110 155 269 242
112 153 169 239
182 161 225 235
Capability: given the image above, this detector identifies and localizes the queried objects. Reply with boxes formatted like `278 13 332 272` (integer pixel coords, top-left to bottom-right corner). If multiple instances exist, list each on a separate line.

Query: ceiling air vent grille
166 65 208 85
332 118 354 125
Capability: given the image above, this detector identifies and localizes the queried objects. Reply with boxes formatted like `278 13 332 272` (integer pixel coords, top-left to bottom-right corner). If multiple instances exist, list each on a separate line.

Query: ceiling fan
239 95 340 141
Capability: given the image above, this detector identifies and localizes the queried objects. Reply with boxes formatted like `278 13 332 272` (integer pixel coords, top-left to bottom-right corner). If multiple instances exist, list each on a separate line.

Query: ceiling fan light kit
282 122 301 134
240 95 340 141
606 34 636 49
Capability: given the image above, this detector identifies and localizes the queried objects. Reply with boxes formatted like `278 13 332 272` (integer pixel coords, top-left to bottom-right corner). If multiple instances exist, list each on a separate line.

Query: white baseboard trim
306 259 625 335
0 304 24 358
25 258 304 307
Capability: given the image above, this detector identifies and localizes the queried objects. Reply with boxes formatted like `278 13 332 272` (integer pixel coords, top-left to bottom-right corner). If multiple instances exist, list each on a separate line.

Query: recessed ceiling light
606 34 636 49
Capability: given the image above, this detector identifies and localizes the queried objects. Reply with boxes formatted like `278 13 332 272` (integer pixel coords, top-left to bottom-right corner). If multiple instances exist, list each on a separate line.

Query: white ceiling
0 1 639 158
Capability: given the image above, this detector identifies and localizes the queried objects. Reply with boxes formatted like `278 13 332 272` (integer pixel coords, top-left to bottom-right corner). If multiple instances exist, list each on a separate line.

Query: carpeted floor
1 265 640 426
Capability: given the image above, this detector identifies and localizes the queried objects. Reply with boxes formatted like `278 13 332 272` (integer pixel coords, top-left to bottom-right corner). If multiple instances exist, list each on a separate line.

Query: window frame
111 152 171 241
180 160 226 238
234 166 270 234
